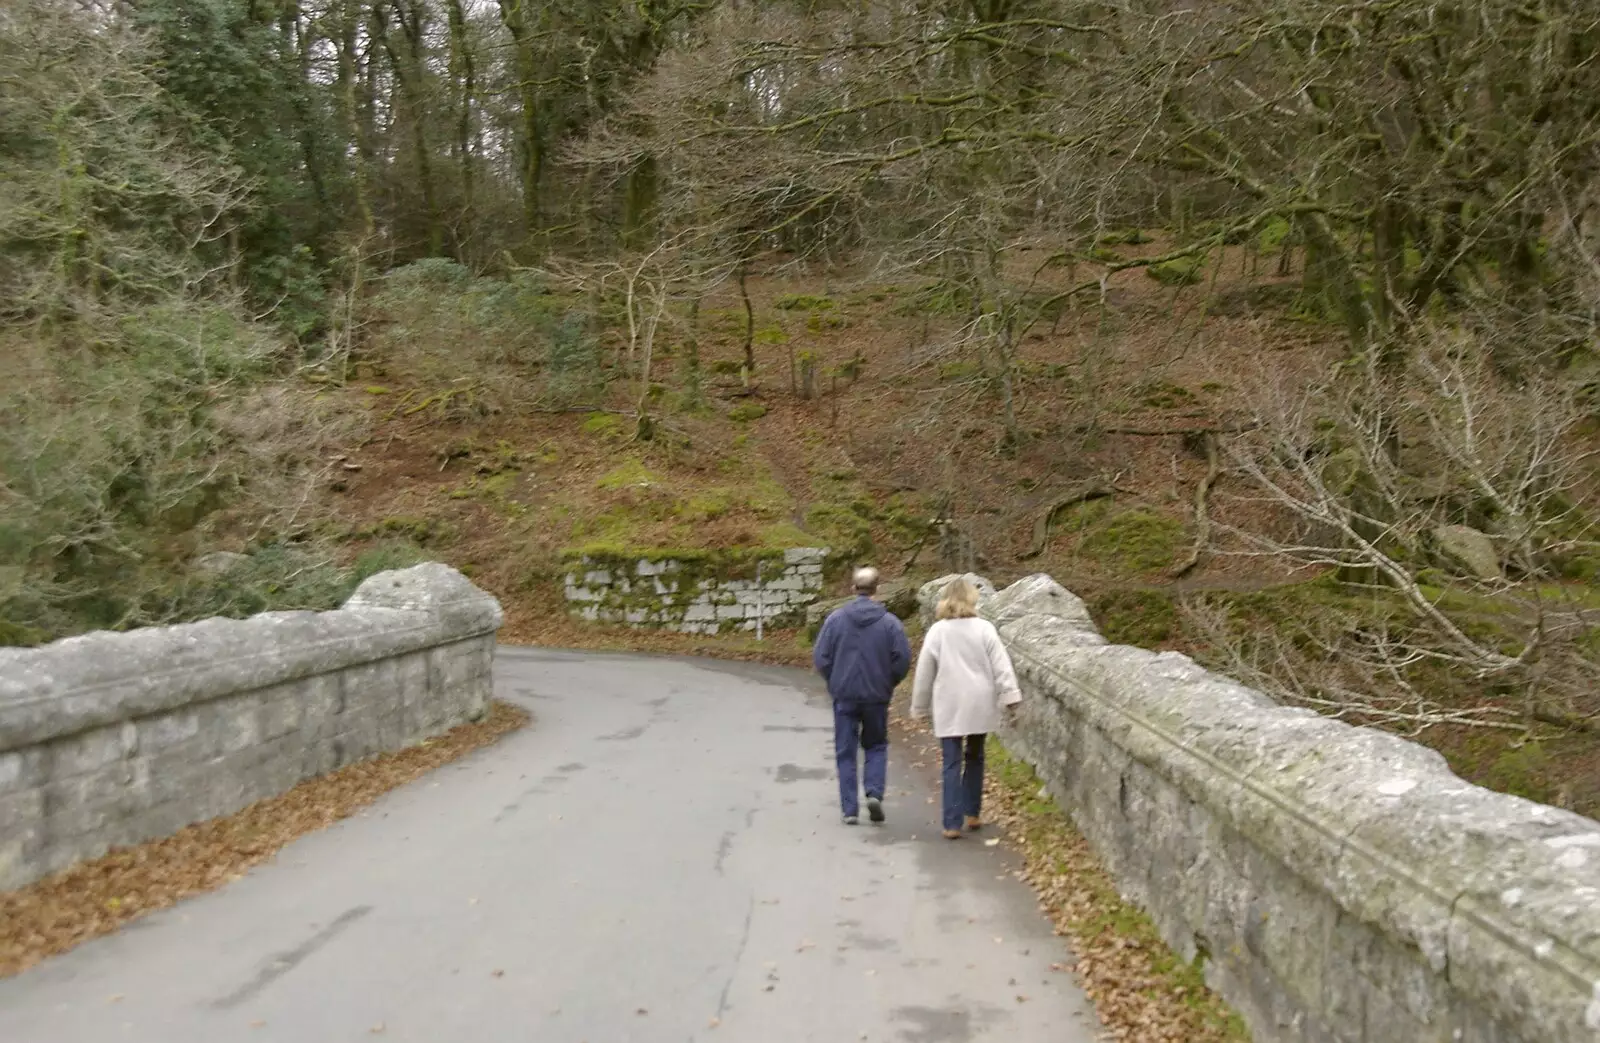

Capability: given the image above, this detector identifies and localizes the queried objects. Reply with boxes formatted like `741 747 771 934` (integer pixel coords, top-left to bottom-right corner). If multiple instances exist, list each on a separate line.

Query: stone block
716 604 746 620
138 709 203 752
0 748 46 796
48 723 136 778
0 788 44 845
783 547 828 566
583 569 612 586
682 603 717 623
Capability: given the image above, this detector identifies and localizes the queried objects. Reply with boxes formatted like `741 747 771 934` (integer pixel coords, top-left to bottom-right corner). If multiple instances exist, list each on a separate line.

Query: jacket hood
842 596 888 627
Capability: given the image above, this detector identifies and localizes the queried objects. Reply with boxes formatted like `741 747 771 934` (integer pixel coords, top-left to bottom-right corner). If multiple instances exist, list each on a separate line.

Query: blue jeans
833 701 888 818
941 735 986 831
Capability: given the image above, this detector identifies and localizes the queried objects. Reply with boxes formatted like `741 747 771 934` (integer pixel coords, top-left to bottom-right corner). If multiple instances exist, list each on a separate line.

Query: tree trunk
380 0 443 256
445 0 475 213
496 0 544 238
337 0 374 235
739 265 756 380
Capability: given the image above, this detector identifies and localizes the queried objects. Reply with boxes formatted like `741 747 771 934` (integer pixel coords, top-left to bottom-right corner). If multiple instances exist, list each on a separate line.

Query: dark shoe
843 815 860 826
866 795 885 824
964 816 983 832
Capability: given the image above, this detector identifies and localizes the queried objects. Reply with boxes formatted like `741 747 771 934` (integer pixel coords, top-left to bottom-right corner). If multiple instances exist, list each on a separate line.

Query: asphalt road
0 647 1098 1043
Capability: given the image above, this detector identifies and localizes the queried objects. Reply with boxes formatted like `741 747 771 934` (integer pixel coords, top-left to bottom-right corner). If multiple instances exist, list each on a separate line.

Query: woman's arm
910 627 939 718
985 622 1022 706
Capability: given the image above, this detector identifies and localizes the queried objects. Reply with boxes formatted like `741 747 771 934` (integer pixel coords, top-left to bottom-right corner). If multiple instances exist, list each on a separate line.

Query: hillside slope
285 249 1600 818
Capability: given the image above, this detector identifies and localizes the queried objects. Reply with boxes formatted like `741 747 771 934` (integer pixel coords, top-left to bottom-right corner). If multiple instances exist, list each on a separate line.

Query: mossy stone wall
562 547 831 634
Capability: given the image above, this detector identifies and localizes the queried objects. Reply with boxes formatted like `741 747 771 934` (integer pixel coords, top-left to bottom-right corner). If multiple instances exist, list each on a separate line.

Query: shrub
385 257 474 289
774 293 836 311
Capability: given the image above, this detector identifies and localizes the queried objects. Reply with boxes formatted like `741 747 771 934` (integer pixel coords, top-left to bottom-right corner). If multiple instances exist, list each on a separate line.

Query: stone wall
918 572 1600 1043
0 563 502 891
563 547 831 633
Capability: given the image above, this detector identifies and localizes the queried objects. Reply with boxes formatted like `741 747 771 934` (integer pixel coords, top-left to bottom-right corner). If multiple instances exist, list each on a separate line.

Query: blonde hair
936 578 980 620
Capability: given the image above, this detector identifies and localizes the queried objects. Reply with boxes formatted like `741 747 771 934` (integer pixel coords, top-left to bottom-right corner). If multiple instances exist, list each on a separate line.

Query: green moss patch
581 412 625 440
596 458 662 491
774 293 836 312
1080 510 1185 574
1091 589 1178 646
1147 256 1205 286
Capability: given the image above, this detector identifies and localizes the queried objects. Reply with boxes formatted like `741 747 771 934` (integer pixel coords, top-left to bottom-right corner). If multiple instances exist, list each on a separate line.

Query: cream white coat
910 617 1022 738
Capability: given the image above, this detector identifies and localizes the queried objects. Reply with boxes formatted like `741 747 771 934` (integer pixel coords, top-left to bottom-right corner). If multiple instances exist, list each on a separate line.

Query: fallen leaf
0 704 528 981
636 1008 648 1016
491 969 504 978
708 1017 721 1028
369 1022 386 1034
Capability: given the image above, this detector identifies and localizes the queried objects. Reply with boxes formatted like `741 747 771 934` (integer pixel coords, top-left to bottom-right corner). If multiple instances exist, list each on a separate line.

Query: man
812 567 911 825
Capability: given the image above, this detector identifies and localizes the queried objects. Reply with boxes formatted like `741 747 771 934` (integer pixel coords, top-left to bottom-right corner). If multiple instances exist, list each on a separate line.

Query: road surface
0 648 1098 1042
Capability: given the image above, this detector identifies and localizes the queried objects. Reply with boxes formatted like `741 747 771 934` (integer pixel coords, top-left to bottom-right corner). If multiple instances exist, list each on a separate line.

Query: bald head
852 567 880 595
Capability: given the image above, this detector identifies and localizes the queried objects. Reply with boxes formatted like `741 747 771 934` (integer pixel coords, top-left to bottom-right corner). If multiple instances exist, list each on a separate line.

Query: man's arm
812 613 838 681
888 618 912 687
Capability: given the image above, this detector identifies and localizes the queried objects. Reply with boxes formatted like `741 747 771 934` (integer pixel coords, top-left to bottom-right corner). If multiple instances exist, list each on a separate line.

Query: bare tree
533 230 736 439
1208 331 1599 733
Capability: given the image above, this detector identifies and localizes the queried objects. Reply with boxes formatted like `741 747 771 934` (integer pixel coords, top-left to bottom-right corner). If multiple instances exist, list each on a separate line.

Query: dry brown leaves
0 700 529 979
890 705 1248 1043
986 768 1249 1042
499 607 816 669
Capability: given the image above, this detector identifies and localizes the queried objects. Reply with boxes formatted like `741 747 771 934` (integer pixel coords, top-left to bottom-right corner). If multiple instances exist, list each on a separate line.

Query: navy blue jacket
813 596 912 705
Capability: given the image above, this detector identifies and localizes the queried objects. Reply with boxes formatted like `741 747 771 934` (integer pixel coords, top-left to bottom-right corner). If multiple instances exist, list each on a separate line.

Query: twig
1171 432 1221 578
1018 480 1116 560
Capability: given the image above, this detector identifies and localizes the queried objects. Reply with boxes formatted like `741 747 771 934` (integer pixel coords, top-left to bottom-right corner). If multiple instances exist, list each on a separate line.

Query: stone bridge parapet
918 572 1600 1043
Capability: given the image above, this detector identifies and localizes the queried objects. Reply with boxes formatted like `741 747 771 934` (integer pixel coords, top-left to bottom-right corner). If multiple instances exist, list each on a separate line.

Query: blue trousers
941 735 986 831
833 701 888 818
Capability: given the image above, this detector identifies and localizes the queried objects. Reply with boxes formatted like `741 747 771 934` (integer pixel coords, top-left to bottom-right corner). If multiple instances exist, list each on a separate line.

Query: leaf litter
0 701 528 979
891 704 1249 1043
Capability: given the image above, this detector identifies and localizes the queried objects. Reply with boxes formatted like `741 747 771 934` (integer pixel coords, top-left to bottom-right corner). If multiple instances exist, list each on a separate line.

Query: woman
910 578 1022 839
